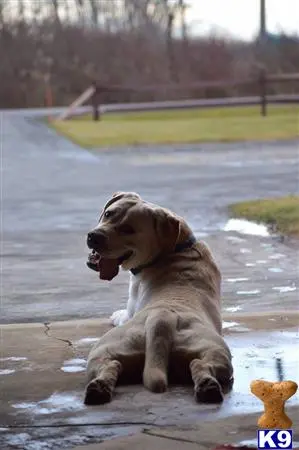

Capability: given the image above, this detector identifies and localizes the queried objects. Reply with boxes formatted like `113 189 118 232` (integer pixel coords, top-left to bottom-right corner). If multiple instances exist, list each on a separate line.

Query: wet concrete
1 110 299 323
0 316 298 449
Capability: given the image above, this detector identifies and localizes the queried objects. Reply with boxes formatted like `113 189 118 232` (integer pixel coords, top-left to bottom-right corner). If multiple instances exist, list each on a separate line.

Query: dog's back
130 240 222 334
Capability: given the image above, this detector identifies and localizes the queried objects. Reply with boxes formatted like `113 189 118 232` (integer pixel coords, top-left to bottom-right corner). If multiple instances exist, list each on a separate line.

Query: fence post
44 74 53 121
92 83 100 121
259 69 267 117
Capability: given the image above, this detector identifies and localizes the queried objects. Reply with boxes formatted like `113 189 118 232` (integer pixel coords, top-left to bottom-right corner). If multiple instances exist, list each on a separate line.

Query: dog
85 191 233 405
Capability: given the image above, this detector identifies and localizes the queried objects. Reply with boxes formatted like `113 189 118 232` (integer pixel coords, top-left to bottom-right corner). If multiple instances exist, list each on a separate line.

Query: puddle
0 369 15 375
268 267 283 273
226 278 249 283
61 358 86 373
222 330 299 416
240 248 252 254
231 331 299 373
245 263 256 267
76 337 99 345
272 286 296 293
223 219 269 237
230 326 251 332
237 290 260 295
223 322 239 329
224 306 243 313
64 358 86 365
61 365 85 373
12 392 85 415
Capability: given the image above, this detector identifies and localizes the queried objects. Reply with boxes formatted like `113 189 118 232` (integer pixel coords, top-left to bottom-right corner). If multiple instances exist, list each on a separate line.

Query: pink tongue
98 258 120 281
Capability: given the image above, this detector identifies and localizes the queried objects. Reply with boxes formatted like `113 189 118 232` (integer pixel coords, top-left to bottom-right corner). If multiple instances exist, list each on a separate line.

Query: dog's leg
84 359 122 405
110 274 139 326
190 349 233 404
190 358 223 404
85 323 146 405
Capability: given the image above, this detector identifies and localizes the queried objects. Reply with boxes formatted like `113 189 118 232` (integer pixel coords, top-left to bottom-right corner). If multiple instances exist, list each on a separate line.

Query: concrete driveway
1 110 299 450
2 111 299 323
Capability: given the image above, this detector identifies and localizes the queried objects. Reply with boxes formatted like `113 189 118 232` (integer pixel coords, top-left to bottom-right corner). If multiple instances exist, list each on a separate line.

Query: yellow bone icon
250 380 298 429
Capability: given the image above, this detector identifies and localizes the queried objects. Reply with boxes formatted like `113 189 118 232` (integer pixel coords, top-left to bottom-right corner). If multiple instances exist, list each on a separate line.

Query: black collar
130 235 197 276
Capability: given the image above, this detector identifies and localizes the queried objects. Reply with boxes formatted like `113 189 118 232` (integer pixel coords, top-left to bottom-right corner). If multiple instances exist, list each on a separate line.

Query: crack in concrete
43 322 74 349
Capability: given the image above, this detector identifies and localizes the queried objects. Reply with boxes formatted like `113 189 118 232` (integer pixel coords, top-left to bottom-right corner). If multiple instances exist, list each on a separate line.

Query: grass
50 105 299 148
229 195 299 237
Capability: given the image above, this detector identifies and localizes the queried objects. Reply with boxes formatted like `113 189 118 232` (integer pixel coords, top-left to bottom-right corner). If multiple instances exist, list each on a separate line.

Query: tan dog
85 192 233 405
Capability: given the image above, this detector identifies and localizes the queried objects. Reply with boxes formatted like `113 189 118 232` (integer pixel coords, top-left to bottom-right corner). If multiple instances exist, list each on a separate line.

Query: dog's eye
118 224 135 235
104 210 112 218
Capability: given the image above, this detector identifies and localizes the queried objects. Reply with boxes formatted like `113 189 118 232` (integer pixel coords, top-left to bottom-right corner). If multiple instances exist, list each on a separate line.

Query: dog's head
86 191 192 280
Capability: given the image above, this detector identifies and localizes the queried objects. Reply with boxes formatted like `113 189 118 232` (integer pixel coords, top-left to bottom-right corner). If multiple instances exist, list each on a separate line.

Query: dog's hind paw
110 309 129 327
84 379 112 405
195 376 224 404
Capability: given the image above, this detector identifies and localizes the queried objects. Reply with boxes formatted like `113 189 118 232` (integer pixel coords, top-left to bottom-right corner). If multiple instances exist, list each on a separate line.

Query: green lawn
229 195 299 237
50 105 299 148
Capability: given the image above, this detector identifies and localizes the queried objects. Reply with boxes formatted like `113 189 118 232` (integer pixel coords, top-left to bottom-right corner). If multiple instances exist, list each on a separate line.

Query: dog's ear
112 191 122 198
112 191 141 199
99 192 141 221
154 208 181 253
103 192 140 212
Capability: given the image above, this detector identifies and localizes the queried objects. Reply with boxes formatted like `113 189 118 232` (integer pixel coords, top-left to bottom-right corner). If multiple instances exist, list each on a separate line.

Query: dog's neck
130 235 197 276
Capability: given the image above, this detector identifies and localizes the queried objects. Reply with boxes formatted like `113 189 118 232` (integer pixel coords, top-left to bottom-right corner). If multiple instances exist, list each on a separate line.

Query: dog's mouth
86 250 132 281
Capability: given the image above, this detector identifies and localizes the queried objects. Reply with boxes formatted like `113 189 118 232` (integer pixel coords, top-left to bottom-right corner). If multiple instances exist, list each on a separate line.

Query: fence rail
58 73 299 120
100 94 299 113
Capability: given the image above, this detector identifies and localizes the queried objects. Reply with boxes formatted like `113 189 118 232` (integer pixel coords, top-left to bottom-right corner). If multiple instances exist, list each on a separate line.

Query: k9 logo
258 430 293 449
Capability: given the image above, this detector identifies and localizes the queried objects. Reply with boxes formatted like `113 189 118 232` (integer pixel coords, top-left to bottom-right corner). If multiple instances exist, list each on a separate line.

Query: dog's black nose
87 231 107 250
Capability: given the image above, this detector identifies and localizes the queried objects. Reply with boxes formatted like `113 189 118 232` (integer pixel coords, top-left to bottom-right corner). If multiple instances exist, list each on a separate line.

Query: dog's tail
143 309 177 393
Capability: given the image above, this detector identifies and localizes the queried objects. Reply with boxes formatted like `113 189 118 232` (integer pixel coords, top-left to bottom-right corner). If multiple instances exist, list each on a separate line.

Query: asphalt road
1 110 299 323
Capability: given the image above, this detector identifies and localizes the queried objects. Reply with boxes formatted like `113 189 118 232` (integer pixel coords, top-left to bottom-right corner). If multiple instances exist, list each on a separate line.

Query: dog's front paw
110 309 129 327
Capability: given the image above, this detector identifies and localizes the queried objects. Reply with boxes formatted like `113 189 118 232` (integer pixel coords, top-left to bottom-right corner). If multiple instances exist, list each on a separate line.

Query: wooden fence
59 71 299 121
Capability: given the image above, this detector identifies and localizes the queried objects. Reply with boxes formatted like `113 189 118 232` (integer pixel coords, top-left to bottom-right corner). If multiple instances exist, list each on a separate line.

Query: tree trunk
166 10 177 81
89 0 98 27
51 0 61 26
